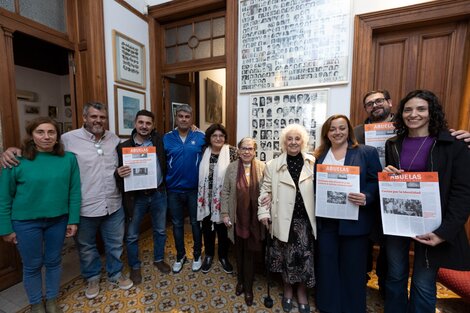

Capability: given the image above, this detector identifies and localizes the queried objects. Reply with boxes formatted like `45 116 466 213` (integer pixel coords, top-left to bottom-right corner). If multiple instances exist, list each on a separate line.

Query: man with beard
1 102 133 299
116 110 170 285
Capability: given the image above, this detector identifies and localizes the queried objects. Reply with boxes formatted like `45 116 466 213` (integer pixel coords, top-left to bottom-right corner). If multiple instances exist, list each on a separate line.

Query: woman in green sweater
0 117 81 313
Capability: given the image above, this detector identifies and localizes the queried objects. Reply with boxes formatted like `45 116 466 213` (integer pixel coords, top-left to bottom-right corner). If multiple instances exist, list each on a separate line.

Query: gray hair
279 123 309 153
83 102 108 117
175 104 192 115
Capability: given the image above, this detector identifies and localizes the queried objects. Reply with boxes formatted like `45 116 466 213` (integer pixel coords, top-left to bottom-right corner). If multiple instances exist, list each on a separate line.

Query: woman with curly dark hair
383 90 470 313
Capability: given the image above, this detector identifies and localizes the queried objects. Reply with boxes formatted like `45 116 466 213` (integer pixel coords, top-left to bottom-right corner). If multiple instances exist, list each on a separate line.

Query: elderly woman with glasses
221 137 265 306
197 124 238 275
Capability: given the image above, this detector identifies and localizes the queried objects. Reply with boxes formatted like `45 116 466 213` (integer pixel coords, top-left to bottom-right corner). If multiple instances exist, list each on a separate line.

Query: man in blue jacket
163 104 205 273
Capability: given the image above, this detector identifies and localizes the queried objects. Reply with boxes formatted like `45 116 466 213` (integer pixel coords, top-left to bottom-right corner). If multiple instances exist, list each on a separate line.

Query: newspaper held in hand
364 122 395 168
315 164 360 220
122 146 158 192
378 172 441 237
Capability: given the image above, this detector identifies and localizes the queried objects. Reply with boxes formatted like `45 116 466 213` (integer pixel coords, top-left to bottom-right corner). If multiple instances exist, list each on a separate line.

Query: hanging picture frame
114 85 145 137
113 30 146 89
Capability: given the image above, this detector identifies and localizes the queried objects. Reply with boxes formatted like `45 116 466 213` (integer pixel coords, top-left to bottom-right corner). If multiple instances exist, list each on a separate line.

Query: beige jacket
221 159 265 243
258 152 316 242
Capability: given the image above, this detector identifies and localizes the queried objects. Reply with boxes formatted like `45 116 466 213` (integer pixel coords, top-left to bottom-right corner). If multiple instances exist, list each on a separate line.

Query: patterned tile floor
16 226 468 313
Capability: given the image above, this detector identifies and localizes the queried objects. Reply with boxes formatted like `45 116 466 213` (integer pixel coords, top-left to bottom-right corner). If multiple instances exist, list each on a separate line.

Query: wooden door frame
350 0 470 129
148 0 237 145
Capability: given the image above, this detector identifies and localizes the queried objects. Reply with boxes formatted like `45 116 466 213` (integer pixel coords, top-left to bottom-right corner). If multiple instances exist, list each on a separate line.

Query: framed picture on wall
113 30 146 89
114 85 145 137
48 106 58 118
64 94 71 106
205 78 223 123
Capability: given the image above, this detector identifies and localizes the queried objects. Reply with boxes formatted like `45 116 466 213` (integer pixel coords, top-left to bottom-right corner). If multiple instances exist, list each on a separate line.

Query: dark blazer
115 129 167 220
385 130 470 270
316 143 382 236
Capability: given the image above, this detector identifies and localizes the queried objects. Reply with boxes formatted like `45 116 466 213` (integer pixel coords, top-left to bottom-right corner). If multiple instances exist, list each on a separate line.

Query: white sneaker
172 256 187 273
192 256 202 272
85 279 100 299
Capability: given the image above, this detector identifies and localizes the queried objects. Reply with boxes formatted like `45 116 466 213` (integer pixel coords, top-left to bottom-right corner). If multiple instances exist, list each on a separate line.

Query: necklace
405 135 429 171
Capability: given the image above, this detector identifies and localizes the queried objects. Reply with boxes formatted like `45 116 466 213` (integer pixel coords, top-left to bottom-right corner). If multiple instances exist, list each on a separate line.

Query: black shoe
282 297 293 313
235 282 244 296
201 256 213 273
219 258 233 274
298 303 310 313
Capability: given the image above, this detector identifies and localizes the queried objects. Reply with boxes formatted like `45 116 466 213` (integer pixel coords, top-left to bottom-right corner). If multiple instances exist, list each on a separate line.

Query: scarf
236 159 263 251
197 144 231 223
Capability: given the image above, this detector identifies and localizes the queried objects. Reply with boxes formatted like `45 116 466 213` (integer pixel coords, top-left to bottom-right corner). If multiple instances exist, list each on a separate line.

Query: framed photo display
250 88 328 162
239 0 351 93
113 30 146 88
114 85 145 137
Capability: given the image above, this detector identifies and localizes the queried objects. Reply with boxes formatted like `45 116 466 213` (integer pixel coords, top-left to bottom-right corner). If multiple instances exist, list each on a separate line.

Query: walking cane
264 221 274 308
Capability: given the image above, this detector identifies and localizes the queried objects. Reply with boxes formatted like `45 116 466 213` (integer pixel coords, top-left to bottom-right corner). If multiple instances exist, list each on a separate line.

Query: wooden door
371 21 468 129
0 242 22 291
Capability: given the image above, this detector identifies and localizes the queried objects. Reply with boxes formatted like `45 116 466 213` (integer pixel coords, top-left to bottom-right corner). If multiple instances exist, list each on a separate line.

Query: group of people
1 88 470 313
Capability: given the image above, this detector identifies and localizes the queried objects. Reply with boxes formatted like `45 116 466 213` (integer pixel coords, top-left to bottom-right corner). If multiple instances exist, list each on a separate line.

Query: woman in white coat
258 124 316 313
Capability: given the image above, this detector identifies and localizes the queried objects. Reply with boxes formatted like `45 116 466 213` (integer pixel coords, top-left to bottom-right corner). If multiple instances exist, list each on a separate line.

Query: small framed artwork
64 122 73 133
24 104 40 114
48 106 58 118
205 78 223 123
113 30 146 89
64 94 71 106
114 85 145 137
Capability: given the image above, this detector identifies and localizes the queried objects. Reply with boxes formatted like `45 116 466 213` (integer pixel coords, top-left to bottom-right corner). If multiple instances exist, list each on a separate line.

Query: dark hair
135 109 154 121
205 123 228 146
362 89 391 106
394 89 448 136
83 101 107 117
314 114 358 159
22 117 65 160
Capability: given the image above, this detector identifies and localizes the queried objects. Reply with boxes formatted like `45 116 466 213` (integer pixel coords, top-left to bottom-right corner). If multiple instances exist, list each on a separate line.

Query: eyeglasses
240 147 254 152
211 134 226 139
364 97 387 108
94 142 104 156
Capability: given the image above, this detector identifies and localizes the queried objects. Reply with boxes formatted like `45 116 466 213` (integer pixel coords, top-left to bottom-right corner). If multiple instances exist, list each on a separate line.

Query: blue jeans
167 190 202 261
12 215 68 304
76 208 125 281
126 190 168 269
385 236 438 313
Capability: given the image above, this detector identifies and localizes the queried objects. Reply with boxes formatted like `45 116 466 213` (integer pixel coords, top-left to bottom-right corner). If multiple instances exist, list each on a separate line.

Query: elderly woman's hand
348 192 366 206
223 216 232 228
260 194 272 209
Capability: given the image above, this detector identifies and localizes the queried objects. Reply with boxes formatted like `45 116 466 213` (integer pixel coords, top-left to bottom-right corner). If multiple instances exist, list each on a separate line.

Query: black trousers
202 215 229 258
235 235 255 292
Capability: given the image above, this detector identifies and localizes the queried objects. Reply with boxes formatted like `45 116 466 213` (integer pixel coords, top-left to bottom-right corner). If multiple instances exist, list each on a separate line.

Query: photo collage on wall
250 89 328 162
239 0 350 92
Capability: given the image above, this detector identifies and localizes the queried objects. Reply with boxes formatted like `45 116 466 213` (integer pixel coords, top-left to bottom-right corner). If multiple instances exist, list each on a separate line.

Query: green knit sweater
0 152 81 235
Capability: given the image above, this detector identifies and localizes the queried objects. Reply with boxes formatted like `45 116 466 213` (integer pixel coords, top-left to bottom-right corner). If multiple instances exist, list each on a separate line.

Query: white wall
103 0 151 135
15 65 70 138
199 69 226 131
